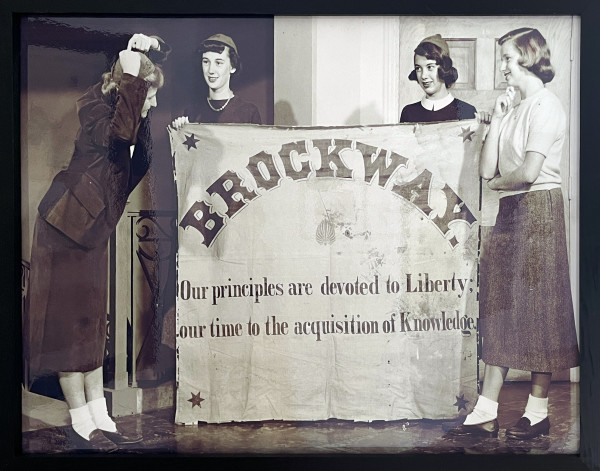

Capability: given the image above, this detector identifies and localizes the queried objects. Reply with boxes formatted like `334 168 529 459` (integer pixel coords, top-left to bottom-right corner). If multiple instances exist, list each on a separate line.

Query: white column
275 16 399 127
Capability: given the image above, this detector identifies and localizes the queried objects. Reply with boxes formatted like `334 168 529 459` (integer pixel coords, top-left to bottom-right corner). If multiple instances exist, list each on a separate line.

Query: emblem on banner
316 217 336 245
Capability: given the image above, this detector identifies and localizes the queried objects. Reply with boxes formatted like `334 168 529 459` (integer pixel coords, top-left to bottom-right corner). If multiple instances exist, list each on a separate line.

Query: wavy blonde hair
101 51 164 95
498 28 555 84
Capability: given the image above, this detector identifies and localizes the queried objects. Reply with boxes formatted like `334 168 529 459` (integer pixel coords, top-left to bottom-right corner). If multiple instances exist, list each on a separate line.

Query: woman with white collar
400 34 476 123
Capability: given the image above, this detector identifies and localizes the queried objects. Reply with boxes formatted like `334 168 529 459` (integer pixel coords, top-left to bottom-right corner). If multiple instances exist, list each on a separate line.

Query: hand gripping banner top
170 121 484 424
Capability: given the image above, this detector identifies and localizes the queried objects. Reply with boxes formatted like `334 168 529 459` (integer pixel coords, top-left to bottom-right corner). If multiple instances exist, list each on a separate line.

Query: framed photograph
5 1 598 469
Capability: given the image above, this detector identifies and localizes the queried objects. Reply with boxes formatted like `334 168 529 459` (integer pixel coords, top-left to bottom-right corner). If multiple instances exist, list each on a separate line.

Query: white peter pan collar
420 93 454 111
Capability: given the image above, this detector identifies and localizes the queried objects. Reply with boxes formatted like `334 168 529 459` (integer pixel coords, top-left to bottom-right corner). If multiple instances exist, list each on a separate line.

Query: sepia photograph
9 6 598 469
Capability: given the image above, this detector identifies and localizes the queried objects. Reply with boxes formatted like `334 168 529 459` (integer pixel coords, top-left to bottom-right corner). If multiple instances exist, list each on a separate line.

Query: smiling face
202 47 236 96
141 87 158 118
414 54 447 99
500 41 528 90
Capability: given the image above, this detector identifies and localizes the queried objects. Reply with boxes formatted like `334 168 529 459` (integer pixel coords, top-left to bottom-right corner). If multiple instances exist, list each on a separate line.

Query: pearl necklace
207 94 234 112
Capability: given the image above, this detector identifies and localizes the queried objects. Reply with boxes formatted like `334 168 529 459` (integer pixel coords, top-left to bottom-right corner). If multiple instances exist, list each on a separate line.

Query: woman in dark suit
26 33 168 451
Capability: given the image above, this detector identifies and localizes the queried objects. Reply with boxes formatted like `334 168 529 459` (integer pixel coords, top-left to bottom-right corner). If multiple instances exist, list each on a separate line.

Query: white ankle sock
463 395 498 425
87 397 117 433
522 394 548 425
69 405 97 440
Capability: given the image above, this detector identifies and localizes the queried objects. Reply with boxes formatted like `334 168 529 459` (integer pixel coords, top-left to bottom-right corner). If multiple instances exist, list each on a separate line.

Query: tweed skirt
480 188 579 372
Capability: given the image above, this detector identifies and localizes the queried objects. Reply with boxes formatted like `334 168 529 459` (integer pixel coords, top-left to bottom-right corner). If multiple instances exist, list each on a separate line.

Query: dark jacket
38 73 151 248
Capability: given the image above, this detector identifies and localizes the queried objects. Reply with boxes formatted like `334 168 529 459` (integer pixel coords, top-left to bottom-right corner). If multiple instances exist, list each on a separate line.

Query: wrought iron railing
104 210 177 389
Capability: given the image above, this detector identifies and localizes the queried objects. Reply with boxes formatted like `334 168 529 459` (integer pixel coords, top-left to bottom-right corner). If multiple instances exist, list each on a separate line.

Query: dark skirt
480 188 579 372
25 216 108 378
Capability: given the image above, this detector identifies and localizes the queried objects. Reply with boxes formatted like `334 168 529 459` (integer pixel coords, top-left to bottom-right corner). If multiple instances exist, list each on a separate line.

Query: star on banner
454 394 469 411
188 391 205 408
183 133 200 150
459 126 475 142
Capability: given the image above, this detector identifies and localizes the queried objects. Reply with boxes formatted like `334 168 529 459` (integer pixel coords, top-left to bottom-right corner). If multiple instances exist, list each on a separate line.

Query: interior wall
21 46 106 259
274 17 313 126
274 16 399 126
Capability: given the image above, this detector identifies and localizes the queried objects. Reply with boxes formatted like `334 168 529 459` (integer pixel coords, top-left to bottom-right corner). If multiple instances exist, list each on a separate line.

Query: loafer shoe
506 417 550 440
444 419 499 438
101 425 143 445
65 427 119 453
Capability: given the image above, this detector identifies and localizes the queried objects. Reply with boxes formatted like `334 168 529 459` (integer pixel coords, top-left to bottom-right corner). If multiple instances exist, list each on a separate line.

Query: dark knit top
400 98 476 123
184 95 262 124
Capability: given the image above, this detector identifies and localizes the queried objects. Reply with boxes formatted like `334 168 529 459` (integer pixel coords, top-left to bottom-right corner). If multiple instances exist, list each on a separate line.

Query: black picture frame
3 0 599 470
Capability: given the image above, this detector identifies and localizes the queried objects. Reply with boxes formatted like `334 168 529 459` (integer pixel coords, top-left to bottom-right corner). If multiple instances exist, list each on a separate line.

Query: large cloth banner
170 121 484 424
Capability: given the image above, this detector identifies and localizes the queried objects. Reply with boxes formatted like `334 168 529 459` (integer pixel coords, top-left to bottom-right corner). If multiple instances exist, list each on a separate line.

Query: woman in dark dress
400 34 476 123
26 34 168 451
171 33 261 128
447 28 578 440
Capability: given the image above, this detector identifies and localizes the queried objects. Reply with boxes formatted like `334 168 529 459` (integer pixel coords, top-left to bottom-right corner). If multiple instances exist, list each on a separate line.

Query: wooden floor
21 382 580 462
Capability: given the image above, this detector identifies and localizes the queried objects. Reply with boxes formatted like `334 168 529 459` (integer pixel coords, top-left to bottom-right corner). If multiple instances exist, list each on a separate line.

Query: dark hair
199 40 241 72
498 28 554 83
408 41 459 88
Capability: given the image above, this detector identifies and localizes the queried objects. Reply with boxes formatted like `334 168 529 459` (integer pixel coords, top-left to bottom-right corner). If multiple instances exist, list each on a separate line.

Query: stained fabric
171 121 483 424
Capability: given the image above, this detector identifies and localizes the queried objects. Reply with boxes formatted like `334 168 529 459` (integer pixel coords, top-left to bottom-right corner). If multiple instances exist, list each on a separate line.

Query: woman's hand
475 111 492 125
128 33 160 52
487 177 500 190
171 116 189 130
119 49 141 77
492 86 516 119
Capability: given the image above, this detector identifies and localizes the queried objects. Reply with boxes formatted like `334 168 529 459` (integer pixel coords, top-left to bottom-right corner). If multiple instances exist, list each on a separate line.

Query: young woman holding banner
163 33 262 372
26 33 168 451
447 27 578 440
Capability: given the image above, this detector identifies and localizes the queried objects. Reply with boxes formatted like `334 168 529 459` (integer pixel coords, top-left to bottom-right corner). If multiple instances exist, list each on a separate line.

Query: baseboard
22 388 70 432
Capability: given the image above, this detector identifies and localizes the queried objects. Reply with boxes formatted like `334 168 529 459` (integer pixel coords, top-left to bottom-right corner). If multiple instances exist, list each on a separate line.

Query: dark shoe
101 425 143 445
506 417 550 440
444 419 499 438
65 427 119 453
